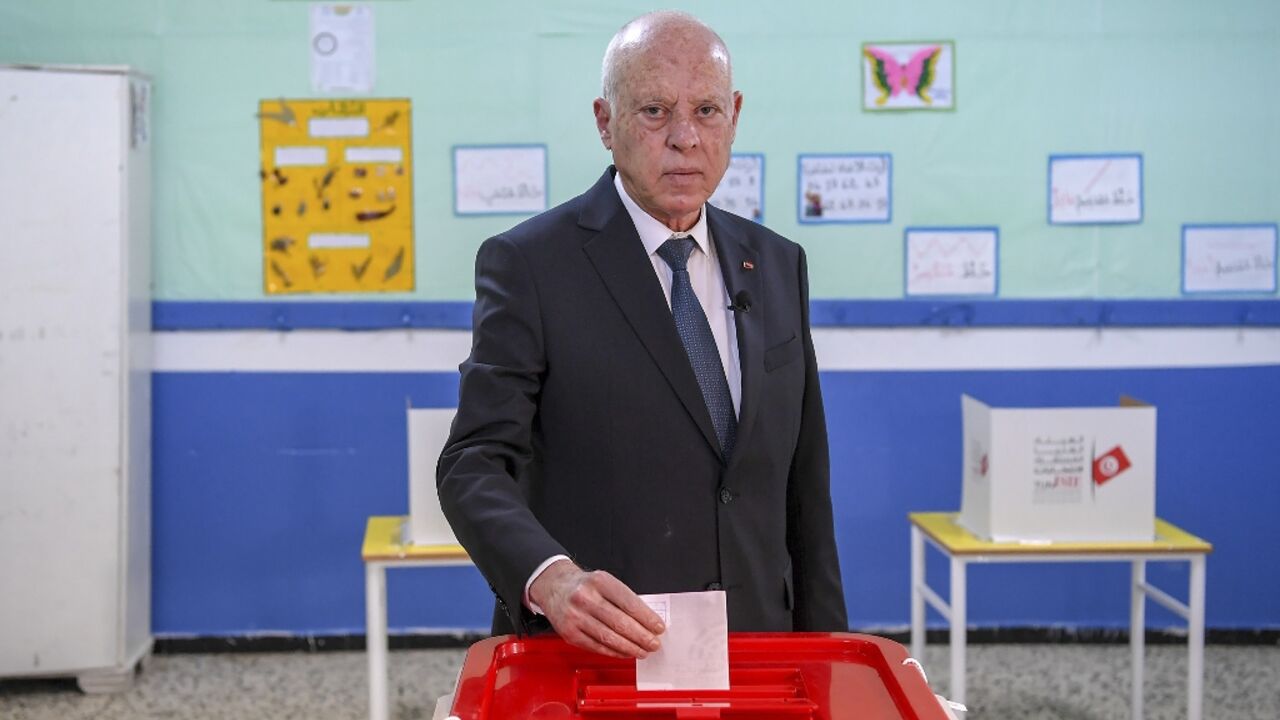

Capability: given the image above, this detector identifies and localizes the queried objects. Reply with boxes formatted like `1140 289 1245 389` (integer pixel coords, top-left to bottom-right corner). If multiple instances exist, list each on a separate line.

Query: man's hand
529 559 665 658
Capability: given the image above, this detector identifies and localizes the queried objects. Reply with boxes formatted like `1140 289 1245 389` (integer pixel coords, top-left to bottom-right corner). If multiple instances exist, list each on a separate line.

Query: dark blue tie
656 236 737 459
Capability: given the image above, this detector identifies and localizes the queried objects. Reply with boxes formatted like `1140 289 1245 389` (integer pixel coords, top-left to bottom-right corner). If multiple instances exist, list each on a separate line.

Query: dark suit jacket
438 167 847 635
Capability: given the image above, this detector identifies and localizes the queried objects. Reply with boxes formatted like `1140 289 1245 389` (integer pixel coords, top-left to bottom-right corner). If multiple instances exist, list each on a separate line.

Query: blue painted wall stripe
153 301 475 331
152 366 1280 635
152 299 1280 331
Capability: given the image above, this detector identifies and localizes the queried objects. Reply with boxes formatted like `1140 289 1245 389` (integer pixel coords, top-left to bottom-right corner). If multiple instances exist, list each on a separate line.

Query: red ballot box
448 632 950 719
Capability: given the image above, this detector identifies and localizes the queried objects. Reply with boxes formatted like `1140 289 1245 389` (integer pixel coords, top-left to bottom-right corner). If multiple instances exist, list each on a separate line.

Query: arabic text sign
905 227 998 296
1183 224 1278 294
797 153 891 224
708 153 765 223
1049 154 1142 224
453 145 548 215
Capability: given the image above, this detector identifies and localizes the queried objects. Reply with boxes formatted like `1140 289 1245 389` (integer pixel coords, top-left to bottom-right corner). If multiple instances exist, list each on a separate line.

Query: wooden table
909 512 1212 720
362 516 471 720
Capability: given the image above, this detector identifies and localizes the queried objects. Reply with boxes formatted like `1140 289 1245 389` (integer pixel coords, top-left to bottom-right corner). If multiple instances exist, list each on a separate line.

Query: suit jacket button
719 488 733 504
706 582 723 591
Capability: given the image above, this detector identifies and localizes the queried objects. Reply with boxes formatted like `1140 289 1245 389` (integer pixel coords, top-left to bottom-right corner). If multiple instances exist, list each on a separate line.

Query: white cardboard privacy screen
407 407 460 546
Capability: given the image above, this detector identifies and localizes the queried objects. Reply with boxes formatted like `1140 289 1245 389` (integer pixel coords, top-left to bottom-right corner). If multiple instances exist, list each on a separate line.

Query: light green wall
3 0 1277 300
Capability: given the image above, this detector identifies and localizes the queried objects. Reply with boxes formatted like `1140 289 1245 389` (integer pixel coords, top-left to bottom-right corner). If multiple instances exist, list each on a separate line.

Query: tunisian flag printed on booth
1093 445 1132 486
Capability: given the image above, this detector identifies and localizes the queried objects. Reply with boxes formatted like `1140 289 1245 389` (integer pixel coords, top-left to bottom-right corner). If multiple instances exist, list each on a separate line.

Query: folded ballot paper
636 590 730 691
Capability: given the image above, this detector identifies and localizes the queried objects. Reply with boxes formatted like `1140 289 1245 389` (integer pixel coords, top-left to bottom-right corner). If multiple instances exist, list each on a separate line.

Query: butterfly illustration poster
861 41 955 111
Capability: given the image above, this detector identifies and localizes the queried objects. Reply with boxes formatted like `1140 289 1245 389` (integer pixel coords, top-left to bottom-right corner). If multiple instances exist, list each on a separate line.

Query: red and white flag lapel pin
1092 445 1132 486
742 260 755 271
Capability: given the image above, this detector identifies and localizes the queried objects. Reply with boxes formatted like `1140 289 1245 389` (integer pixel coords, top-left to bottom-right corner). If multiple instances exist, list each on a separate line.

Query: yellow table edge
909 512 1213 556
362 516 471 562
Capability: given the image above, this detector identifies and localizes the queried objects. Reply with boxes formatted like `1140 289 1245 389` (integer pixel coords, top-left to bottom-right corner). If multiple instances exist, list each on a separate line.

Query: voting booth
406 407 461 546
959 394 1156 543
444 633 954 719
0 65 153 691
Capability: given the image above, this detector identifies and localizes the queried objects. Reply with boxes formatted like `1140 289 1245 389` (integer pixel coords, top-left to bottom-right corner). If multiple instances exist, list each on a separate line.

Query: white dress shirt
613 171 742 413
523 174 744 614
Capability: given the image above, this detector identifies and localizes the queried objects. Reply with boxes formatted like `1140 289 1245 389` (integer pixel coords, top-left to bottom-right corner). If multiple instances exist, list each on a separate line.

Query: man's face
594 33 742 232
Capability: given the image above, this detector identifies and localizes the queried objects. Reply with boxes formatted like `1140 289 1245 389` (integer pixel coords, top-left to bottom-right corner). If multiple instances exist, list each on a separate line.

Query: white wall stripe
153 330 473 373
152 328 1280 374
812 328 1280 371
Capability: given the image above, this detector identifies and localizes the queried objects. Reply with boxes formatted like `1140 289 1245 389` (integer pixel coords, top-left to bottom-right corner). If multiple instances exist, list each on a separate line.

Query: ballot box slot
575 666 817 717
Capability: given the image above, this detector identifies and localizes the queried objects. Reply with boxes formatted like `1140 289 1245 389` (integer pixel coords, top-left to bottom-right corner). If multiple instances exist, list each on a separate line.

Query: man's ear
729 91 743 140
593 98 612 149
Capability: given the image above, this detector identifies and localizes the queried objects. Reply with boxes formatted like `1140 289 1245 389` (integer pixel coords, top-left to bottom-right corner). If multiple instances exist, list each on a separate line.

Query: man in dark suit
438 10 846 659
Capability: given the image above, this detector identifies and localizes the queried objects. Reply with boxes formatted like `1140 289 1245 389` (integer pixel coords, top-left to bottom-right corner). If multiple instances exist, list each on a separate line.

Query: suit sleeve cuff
523 554 572 615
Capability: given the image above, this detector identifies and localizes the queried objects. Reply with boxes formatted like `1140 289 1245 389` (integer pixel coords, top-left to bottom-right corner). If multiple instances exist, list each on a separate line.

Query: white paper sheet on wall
905 227 998 297
453 145 548 215
1183 224 1277 294
709 154 765 223
1049 154 1142 225
310 4 375 94
797 154 891 223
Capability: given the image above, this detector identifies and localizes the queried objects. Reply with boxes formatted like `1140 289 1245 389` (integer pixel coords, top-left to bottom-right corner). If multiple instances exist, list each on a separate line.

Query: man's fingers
588 618 654 658
566 577 658 655
561 602 651 658
590 599 661 654
566 627 628 659
591 572 667 636
539 566 666 658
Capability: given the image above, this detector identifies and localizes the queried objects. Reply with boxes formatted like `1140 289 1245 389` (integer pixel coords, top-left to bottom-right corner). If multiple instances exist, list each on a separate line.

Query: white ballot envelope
636 590 730 691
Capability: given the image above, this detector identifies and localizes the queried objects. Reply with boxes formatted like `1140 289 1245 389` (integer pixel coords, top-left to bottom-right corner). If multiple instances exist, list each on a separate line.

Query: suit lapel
707 206 762 469
580 170 725 460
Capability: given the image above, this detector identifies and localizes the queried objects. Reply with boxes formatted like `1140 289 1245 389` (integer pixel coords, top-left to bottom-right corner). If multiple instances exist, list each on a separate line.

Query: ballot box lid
449 632 948 719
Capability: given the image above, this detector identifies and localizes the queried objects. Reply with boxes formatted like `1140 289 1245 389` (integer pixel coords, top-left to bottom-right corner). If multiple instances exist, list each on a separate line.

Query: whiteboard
1182 224 1277 294
905 227 999 297
708 153 765 223
453 144 548 215
797 153 891 224
1049 154 1142 225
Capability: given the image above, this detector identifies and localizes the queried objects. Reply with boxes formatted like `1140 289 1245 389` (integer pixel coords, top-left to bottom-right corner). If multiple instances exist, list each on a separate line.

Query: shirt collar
614 171 710 259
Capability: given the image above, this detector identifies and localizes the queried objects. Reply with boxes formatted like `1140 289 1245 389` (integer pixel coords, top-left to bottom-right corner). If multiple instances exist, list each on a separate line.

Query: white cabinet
0 65 152 691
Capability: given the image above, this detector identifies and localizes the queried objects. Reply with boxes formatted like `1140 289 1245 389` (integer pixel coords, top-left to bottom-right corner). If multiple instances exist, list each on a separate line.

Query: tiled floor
1 643 1277 719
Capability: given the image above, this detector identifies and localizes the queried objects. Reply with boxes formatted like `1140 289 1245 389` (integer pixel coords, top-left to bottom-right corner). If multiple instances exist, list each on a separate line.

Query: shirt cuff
524 554 572 616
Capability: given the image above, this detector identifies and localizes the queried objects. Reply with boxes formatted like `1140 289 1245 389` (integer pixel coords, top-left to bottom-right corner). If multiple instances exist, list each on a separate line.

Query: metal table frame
908 512 1212 720
363 516 472 720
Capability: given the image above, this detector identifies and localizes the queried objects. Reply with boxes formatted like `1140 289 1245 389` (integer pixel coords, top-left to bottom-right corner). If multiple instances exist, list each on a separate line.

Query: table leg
949 556 967 706
367 562 389 720
1188 556 1206 720
1130 560 1146 720
911 526 925 662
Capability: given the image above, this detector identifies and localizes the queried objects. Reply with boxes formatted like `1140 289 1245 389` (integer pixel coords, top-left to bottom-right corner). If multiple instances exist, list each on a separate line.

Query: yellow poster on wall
259 98 413 294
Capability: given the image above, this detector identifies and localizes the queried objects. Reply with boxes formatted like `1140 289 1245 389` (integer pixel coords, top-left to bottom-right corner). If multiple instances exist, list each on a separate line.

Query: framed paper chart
258 98 414 295
1182 224 1277 294
1048 154 1143 225
453 144 548 216
797 153 891 224
708 153 765 223
861 41 955 111
904 227 999 297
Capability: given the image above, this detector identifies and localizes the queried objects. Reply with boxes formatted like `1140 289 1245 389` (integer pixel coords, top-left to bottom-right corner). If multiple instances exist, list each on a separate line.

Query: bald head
592 11 742 231
600 11 733 109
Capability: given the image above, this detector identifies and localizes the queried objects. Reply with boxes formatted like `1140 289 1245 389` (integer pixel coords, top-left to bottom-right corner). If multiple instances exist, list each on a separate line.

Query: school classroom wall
2 0 1277 638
